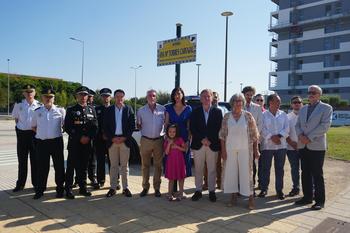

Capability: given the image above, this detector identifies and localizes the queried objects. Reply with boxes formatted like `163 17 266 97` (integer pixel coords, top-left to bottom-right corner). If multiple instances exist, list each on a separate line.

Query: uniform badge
76 111 81 116
89 109 92 113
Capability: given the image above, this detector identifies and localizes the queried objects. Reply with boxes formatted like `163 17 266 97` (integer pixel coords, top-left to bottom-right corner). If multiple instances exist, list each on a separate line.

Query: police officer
31 87 66 199
12 84 41 192
87 88 99 188
94 88 112 188
64 86 98 199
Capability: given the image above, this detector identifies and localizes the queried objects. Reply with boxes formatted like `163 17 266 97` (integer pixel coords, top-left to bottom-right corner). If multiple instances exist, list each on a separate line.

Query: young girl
164 124 187 201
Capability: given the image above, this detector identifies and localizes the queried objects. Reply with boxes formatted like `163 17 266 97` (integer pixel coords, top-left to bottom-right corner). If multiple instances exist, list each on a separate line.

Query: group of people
11 83 332 211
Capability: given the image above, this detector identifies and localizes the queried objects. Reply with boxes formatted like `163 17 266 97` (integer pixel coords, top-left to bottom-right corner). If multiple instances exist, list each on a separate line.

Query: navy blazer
103 104 135 148
190 106 223 152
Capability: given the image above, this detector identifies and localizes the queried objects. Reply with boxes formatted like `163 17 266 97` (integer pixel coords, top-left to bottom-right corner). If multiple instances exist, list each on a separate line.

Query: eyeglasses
308 91 319 95
255 99 264 102
292 101 301 104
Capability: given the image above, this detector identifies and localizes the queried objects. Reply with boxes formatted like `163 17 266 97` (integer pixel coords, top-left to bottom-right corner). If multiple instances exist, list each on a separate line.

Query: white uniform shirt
137 103 165 138
287 111 298 151
31 105 66 140
261 109 289 150
12 99 41 130
114 105 123 135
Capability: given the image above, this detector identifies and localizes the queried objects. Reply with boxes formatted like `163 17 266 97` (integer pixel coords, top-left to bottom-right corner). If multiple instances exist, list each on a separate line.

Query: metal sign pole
175 23 182 88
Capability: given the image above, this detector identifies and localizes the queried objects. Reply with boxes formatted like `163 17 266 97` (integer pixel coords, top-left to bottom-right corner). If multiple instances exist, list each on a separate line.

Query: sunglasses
308 91 318 95
255 99 264 102
292 101 301 104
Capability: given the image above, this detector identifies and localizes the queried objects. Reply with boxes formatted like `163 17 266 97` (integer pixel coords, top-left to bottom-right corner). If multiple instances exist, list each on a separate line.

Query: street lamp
69 37 85 85
7 59 10 116
221 11 233 101
130 65 142 116
196 64 201 96
240 82 243 92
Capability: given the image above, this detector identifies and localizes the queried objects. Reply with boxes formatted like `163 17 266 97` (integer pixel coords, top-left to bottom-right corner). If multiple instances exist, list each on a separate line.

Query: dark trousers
15 128 37 188
260 149 286 192
65 142 92 189
95 139 109 184
87 140 96 181
35 137 65 193
287 150 300 190
300 148 325 204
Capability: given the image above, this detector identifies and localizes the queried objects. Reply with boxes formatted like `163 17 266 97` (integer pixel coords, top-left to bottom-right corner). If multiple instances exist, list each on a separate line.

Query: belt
114 134 123 137
142 136 162 141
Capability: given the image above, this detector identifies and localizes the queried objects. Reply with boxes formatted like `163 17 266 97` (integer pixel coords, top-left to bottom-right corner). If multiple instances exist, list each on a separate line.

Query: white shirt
261 109 289 150
31 105 66 140
114 105 123 135
137 103 165 138
244 102 263 134
226 113 249 150
287 111 298 151
203 106 211 125
12 99 41 130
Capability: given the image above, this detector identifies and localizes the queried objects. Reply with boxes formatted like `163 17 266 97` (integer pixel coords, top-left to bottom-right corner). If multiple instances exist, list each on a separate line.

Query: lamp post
196 64 201 96
69 37 85 85
221 11 233 102
240 82 243 92
7 59 10 116
130 65 142 116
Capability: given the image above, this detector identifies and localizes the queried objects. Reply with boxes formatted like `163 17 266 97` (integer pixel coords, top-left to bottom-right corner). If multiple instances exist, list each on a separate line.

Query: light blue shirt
202 105 211 125
114 105 123 135
137 103 165 138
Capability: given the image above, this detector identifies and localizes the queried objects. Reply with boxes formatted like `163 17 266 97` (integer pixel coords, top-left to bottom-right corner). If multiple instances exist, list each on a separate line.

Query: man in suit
295 85 332 210
103 89 135 198
190 89 223 202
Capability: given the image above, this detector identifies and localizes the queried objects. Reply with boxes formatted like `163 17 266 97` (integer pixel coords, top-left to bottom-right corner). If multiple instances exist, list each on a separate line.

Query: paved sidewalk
0 120 350 232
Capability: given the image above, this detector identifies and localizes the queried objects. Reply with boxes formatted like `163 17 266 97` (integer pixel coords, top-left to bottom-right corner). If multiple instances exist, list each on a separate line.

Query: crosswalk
0 150 17 166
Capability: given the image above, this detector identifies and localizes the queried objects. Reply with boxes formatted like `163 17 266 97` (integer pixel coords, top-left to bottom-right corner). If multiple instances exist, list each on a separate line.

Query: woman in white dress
219 93 260 210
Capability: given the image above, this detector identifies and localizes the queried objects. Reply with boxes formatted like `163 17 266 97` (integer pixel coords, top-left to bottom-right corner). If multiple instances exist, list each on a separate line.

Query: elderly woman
219 93 260 210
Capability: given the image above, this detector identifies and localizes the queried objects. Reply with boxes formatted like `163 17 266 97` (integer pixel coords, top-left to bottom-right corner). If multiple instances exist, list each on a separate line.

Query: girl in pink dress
164 124 187 201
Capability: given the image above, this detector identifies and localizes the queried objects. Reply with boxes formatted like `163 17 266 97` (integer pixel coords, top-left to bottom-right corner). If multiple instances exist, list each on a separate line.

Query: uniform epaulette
34 106 42 111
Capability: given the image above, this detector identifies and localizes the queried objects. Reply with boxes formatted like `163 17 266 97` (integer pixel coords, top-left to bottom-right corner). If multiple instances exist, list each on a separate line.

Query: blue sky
0 0 274 99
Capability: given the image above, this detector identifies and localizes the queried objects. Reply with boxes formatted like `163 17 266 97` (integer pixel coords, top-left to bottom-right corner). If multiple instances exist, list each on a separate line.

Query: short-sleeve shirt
12 99 41 130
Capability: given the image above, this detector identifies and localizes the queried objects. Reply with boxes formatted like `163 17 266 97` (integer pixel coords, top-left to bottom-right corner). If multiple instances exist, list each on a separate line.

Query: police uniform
31 88 66 199
94 88 112 187
87 88 98 187
64 86 98 198
11 84 41 192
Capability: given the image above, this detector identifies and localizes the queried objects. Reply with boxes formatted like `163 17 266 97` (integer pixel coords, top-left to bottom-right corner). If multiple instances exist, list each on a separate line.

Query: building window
334 37 341 49
324 37 332 50
324 55 332 67
297 75 303 85
334 54 340 66
333 89 339 93
324 73 330 84
325 4 332 17
334 72 340 84
297 60 303 70
324 89 329 94
335 2 342 14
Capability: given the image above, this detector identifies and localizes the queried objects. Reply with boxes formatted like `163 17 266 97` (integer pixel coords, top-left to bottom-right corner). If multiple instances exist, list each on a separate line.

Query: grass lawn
327 126 350 161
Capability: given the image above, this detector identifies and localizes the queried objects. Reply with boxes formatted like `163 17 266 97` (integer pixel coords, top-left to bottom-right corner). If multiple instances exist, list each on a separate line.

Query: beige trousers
193 146 218 192
140 137 164 190
108 142 130 190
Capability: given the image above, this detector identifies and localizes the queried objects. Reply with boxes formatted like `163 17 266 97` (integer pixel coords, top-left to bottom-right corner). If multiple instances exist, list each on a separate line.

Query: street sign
157 34 197 66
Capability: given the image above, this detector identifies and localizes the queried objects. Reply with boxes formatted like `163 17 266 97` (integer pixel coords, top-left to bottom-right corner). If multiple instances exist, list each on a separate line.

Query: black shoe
56 190 64 198
277 192 285 200
140 189 148 197
92 183 100 190
191 191 202 201
295 198 313 205
154 190 161 197
311 203 324 211
123 188 132 197
258 190 268 198
99 182 105 188
106 189 116 197
209 191 217 202
65 190 75 199
72 182 78 188
288 189 300 197
13 186 24 192
79 188 92 197
116 184 121 191
33 192 43 199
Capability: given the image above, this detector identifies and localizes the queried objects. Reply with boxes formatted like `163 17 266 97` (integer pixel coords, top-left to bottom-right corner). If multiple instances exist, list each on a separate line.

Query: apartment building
269 0 350 102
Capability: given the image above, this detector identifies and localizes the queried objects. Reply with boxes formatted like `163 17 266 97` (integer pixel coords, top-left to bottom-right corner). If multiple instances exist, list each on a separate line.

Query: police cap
41 87 55 97
22 84 36 92
75 86 89 95
88 89 96 97
100 88 112 96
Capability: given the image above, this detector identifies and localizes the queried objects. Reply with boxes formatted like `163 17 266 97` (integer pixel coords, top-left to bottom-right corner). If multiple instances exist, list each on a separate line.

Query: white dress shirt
137 103 165 138
114 105 123 135
31 105 66 140
12 99 41 130
287 111 298 151
261 109 289 150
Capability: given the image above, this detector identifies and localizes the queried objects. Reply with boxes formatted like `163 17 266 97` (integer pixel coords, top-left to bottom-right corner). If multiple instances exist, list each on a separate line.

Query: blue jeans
287 150 300 190
260 149 286 193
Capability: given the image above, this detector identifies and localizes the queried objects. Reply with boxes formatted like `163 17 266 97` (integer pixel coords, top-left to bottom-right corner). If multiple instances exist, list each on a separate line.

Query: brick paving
0 120 349 233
